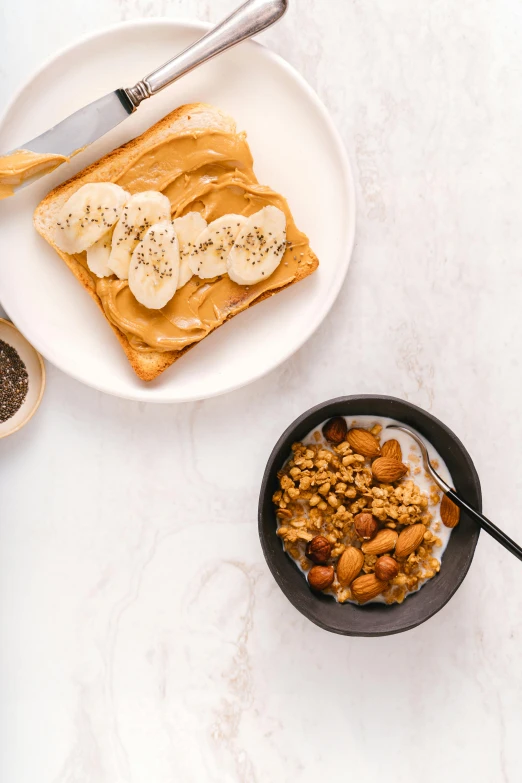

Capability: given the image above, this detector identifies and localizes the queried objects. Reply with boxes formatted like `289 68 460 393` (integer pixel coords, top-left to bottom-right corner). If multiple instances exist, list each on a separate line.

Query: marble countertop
1 1 522 781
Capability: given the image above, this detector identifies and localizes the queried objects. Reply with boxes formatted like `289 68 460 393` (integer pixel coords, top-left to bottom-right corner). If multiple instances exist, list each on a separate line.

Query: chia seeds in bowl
0 319 45 439
0 338 29 423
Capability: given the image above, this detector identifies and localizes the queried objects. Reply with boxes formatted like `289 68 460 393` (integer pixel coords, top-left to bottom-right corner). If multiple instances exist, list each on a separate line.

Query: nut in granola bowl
381 438 402 462
259 396 481 636
322 416 348 444
354 512 379 540
306 535 332 564
361 529 398 556
337 547 364 586
308 565 335 591
346 428 381 458
395 523 426 559
374 555 399 581
372 456 408 483
441 494 460 528
351 573 388 603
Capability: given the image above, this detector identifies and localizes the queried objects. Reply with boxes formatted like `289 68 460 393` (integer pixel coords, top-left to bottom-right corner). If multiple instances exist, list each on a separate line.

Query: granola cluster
274 421 444 604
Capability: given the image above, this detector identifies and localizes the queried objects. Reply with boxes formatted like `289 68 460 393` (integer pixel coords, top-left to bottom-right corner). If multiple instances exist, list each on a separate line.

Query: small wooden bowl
258 395 481 637
0 318 46 439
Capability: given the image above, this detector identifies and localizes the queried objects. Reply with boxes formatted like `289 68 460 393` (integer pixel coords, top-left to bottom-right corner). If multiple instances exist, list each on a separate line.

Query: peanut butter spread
0 149 68 199
89 129 312 353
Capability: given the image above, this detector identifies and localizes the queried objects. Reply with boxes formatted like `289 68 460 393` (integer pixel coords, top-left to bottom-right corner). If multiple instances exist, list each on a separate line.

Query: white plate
0 19 355 403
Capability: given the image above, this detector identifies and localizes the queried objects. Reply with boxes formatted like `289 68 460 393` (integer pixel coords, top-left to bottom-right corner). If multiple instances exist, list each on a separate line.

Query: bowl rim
0 317 46 439
258 394 482 637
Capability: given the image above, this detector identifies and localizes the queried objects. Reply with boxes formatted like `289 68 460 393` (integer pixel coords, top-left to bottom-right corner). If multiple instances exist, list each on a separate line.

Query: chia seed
0 339 29 423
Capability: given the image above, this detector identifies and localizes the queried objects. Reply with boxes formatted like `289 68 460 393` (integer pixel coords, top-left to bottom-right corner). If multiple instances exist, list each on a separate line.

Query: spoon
387 424 522 562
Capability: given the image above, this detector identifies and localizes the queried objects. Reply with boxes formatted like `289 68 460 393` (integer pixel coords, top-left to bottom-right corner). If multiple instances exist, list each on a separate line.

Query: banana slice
128 221 180 310
189 214 247 279
54 182 129 253
108 191 171 280
227 206 287 286
86 232 113 278
173 212 207 289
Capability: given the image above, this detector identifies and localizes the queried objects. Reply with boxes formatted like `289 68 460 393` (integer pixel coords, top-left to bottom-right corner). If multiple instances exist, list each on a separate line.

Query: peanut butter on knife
0 149 69 199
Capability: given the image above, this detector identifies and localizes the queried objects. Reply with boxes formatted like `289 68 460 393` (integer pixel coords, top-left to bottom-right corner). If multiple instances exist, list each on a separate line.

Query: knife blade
2 0 288 194
21 90 134 157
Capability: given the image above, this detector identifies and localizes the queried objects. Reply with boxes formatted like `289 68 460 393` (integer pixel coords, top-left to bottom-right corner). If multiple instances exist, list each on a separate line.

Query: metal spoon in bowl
387 424 522 562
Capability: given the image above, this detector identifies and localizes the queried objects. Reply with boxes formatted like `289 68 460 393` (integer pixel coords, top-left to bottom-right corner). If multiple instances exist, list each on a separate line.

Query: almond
441 495 460 528
351 573 388 603
361 528 398 555
337 547 364 586
372 456 408 484
381 438 402 462
346 428 381 458
395 523 426 558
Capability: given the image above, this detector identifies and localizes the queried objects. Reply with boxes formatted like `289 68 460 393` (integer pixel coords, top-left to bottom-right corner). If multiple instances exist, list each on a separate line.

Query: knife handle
125 0 288 108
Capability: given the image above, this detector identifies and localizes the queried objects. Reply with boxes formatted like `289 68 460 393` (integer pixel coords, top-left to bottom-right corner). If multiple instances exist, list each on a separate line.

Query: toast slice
34 103 319 381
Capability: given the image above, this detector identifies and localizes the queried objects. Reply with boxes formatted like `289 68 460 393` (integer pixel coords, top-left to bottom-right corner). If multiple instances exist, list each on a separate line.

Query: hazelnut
374 555 399 581
308 565 335 591
305 535 332 564
322 416 348 444
354 512 378 540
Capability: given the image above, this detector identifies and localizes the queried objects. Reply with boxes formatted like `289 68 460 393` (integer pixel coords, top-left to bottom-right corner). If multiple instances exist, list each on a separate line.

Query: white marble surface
1 1 522 781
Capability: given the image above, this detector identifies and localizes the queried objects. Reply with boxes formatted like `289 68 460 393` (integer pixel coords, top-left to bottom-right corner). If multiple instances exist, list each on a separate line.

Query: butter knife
5 0 288 191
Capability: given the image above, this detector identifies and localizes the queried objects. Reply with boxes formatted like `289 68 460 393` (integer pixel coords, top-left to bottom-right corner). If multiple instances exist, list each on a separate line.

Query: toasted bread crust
33 103 319 381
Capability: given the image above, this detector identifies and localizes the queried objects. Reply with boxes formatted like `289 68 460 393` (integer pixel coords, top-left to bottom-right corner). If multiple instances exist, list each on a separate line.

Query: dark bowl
258 395 481 637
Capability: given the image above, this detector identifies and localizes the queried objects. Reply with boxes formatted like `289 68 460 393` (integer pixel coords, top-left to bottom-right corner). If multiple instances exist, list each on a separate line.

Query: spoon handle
446 489 522 562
